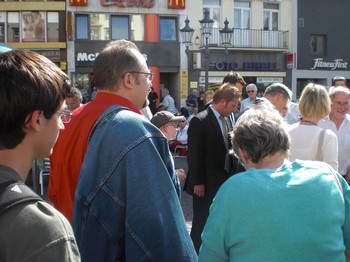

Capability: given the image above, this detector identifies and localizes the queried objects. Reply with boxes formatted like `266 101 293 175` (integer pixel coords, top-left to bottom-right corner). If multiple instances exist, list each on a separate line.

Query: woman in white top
287 83 338 170
169 119 188 156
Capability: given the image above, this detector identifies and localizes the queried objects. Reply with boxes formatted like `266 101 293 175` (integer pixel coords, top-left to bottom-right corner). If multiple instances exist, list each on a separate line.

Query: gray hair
246 83 257 92
264 83 292 100
329 86 350 99
232 103 290 163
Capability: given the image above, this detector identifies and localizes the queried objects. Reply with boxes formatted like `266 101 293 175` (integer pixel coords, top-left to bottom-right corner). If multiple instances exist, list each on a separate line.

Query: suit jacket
184 106 243 200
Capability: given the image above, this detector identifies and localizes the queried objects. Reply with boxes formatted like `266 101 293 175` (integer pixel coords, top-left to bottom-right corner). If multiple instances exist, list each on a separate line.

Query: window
310 34 326 56
130 15 143 41
2 11 62 42
234 1 250 29
263 3 279 31
75 14 144 41
76 14 88 40
111 16 129 40
160 17 176 41
47 12 59 42
0 12 5 42
203 0 221 28
0 23 4 42
7 12 19 42
90 14 109 40
21 11 45 42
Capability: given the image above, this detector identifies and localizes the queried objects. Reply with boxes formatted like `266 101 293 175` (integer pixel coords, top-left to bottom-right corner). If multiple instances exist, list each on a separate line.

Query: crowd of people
0 41 349 261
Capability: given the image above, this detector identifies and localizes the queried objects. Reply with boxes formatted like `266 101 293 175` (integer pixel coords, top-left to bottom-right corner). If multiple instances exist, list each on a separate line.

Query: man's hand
176 169 186 182
194 184 205 197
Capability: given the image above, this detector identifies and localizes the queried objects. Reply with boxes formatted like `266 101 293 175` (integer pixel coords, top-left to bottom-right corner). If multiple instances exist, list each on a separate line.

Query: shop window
21 11 45 42
0 23 4 42
111 16 129 40
70 72 91 103
0 12 4 42
47 12 59 42
160 17 176 41
310 34 326 56
76 14 88 40
7 12 19 42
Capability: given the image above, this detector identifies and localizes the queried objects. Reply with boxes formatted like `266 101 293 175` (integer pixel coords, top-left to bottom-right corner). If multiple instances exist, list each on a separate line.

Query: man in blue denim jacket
72 40 197 261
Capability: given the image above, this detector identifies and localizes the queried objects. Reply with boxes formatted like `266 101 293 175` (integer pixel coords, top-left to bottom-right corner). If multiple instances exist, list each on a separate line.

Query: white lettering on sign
100 0 155 8
311 58 348 70
76 53 99 62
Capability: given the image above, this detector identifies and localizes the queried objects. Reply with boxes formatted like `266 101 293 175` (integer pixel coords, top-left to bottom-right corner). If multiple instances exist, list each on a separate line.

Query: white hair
246 83 257 92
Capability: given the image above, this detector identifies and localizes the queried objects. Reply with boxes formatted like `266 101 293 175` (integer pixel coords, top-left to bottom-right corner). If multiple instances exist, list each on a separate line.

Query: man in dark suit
184 83 243 252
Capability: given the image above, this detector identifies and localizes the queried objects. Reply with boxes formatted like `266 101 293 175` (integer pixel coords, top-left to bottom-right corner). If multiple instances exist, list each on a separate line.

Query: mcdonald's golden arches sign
168 0 185 9
70 0 87 6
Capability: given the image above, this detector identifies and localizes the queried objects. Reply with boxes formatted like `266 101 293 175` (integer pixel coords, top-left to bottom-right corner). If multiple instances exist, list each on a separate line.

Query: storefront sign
209 61 280 72
75 41 180 67
70 0 87 6
168 0 185 9
100 0 155 7
310 58 348 70
287 53 296 69
35 50 60 62
257 77 283 84
77 52 99 62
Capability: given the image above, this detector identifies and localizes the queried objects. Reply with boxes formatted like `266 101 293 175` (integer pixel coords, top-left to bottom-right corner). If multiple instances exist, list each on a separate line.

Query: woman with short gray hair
199 103 350 261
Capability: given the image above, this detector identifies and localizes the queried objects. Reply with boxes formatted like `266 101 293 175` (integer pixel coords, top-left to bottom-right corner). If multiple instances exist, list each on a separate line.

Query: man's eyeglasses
129 71 154 82
59 111 72 124
247 90 255 93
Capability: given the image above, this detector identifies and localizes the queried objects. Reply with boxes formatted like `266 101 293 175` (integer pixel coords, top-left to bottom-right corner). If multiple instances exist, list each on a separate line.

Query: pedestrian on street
71 40 197 261
319 86 350 184
199 103 350 261
0 50 80 261
287 83 338 170
185 82 243 253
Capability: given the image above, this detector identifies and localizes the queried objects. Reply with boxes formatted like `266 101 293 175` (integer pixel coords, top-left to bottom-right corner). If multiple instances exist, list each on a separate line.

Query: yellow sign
190 81 198 88
180 70 188 99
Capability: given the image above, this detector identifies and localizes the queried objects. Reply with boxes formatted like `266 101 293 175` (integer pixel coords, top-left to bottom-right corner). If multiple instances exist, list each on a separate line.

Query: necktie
220 116 228 148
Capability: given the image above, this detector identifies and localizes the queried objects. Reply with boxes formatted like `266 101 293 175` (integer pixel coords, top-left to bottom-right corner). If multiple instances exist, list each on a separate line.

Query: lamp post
180 9 233 91
219 18 234 55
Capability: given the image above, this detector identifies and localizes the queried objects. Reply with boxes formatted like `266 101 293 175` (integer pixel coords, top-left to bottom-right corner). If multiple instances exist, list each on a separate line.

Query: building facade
66 0 292 106
67 0 186 106
0 0 293 107
182 0 291 102
0 0 67 71
287 0 350 99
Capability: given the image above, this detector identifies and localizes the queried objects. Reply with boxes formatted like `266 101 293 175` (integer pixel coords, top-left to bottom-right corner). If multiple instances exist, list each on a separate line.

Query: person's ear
276 93 285 102
122 72 133 89
24 110 42 132
238 148 249 167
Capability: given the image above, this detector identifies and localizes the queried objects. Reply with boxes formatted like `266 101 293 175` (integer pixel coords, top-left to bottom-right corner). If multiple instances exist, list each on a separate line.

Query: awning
0 43 16 53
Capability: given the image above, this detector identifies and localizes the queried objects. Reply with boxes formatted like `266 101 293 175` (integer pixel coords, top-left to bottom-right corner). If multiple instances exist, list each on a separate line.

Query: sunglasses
247 90 255 93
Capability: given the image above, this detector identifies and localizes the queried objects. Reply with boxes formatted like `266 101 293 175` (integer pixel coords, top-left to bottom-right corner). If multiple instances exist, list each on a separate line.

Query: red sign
168 0 185 9
287 53 296 69
70 0 87 6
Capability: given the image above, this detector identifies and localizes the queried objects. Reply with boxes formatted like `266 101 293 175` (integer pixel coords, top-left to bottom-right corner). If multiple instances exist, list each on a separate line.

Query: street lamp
219 18 234 55
180 10 233 91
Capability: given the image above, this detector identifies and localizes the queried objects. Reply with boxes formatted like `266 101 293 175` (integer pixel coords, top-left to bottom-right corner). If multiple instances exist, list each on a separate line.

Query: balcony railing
200 28 289 49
